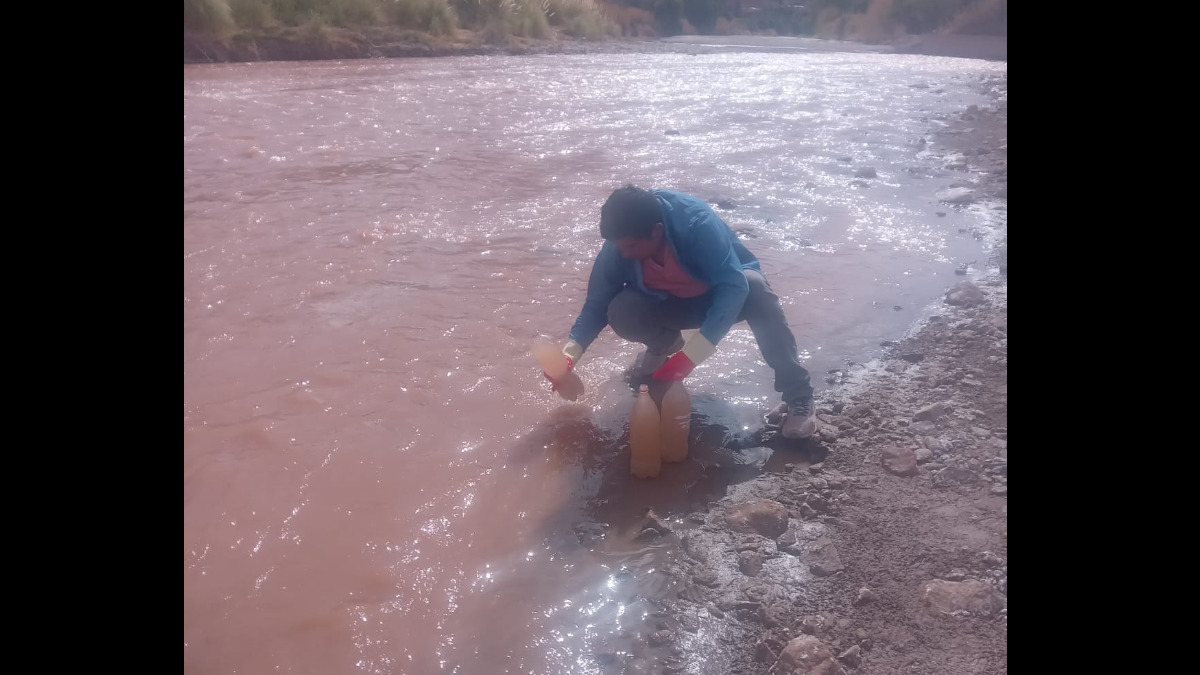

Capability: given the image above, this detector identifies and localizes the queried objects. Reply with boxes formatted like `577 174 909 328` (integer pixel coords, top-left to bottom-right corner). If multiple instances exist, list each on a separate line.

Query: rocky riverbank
587 81 1008 674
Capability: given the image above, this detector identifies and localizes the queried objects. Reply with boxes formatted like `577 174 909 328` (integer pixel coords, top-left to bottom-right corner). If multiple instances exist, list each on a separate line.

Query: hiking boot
780 397 816 440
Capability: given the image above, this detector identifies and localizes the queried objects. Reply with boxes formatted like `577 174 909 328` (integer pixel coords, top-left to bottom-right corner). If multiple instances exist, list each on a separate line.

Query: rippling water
185 48 1006 674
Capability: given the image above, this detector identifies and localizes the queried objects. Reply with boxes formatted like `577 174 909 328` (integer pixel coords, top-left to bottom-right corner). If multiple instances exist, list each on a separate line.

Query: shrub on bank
187 0 616 40
185 0 1004 43
185 0 235 32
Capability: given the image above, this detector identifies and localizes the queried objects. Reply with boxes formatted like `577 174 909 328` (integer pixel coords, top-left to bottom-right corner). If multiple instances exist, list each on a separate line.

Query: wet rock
945 281 985 307
742 582 785 605
837 645 863 668
914 447 933 463
880 446 918 476
761 602 791 628
739 551 765 576
854 167 877 178
757 638 780 663
818 516 855 530
932 466 980 487
573 521 609 546
693 568 720 588
682 533 709 562
805 494 832 514
726 499 792 538
736 536 765 552
803 537 844 576
771 635 846 675
979 551 1005 568
920 579 1007 617
677 584 707 603
648 629 674 646
679 614 700 633
854 628 872 651
849 179 871 189
853 587 878 606
845 403 875 420
633 527 663 542
823 471 847 489
664 129 680 135
943 568 968 581
775 530 804 556
913 402 948 422
706 602 724 618
923 436 949 454
642 509 673 536
717 199 737 209
989 484 1008 496
900 352 925 363
937 187 976 204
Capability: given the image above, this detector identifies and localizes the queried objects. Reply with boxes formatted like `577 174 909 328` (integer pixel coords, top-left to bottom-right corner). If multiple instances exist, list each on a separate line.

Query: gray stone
739 551 765 576
913 402 948 422
853 587 877 606
804 537 844 576
943 568 968 581
920 579 1007 617
881 446 918 476
936 187 976 204
726 499 792 538
933 466 980 487
760 602 790 628
771 636 846 675
837 645 863 668
693 568 720 588
945 281 985 307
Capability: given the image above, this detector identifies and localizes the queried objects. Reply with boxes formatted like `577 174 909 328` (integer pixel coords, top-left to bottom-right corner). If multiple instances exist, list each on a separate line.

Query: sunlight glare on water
185 48 1005 674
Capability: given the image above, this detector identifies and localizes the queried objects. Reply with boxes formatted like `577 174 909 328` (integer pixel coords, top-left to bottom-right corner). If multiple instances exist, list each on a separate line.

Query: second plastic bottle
630 384 662 478
659 380 691 463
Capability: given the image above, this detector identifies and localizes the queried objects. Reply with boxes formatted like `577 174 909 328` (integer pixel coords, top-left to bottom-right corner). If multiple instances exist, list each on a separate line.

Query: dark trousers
606 269 814 403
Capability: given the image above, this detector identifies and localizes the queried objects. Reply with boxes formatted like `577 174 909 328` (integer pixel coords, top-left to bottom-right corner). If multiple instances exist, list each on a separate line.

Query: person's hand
652 352 695 381
543 355 575 392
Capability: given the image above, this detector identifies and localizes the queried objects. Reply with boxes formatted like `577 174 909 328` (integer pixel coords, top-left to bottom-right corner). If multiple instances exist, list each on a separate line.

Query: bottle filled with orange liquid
659 380 691 463
532 342 584 401
630 384 662 478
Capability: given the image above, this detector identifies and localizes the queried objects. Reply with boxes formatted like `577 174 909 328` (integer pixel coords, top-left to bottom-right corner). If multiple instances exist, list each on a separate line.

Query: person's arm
563 242 625 363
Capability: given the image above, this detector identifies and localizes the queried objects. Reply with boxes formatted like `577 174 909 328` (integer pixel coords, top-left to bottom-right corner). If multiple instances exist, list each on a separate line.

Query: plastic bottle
630 384 662 478
532 343 568 380
659 380 691 463
532 342 584 401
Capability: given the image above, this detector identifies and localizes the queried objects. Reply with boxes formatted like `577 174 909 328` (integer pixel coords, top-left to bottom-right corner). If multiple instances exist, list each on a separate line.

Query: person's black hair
599 184 662 240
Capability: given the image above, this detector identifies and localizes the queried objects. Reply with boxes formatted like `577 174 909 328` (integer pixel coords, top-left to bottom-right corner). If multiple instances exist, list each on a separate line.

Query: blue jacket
568 189 761 352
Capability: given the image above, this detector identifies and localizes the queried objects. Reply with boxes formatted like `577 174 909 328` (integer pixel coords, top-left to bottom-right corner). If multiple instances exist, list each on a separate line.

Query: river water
184 45 1006 674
